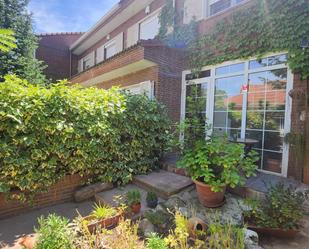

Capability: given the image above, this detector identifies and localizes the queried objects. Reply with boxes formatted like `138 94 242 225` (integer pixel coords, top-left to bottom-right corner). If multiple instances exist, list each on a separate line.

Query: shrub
35 214 74 249
91 204 118 220
126 189 141 206
244 183 309 229
147 233 167 249
177 137 258 192
0 76 171 200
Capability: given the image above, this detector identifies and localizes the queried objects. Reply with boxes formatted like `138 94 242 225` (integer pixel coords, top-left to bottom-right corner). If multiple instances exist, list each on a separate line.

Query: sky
28 0 119 34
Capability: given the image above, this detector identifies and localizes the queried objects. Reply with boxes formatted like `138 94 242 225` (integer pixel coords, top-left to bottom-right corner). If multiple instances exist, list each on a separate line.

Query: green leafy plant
0 29 16 52
146 191 158 202
91 204 118 220
35 214 74 249
126 189 141 206
244 183 309 229
177 137 258 192
147 233 167 249
0 76 171 201
207 220 245 249
188 0 309 80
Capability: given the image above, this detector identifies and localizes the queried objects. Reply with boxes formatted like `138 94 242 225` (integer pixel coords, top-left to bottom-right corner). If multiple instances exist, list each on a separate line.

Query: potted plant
126 189 141 214
243 183 309 238
146 191 158 208
177 137 258 208
83 204 122 233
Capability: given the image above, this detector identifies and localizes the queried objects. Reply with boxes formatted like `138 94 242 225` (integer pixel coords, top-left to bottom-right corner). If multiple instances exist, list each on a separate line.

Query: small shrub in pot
146 191 158 208
177 137 258 207
244 183 309 237
126 189 142 214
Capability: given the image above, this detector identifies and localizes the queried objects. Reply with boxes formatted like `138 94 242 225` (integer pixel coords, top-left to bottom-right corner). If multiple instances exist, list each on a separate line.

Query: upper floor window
208 0 245 16
104 42 117 59
139 13 160 40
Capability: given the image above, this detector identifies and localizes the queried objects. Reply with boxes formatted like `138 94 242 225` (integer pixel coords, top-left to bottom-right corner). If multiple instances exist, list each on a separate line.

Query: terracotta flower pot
193 180 226 208
130 203 141 214
84 213 122 234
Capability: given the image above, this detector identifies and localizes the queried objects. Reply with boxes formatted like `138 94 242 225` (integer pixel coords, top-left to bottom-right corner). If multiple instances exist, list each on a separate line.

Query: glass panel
247 93 266 111
262 151 282 173
265 111 285 131
216 63 244 76
264 131 283 152
214 112 227 127
268 54 288 66
140 14 160 40
105 43 116 59
226 129 241 140
246 111 264 130
228 111 242 128
249 71 267 91
245 130 263 150
215 75 244 95
249 58 268 69
267 69 287 90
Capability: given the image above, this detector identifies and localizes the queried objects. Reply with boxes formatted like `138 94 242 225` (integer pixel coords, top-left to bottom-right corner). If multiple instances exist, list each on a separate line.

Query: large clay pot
193 180 226 208
84 213 122 233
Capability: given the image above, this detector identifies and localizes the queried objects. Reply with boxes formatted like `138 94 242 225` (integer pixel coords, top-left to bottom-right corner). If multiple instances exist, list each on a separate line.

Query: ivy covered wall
188 0 309 79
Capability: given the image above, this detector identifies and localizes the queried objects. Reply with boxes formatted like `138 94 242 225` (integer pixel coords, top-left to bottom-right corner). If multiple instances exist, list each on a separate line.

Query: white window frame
138 9 161 41
80 52 94 71
205 0 247 17
181 52 293 177
104 40 117 60
123 81 155 99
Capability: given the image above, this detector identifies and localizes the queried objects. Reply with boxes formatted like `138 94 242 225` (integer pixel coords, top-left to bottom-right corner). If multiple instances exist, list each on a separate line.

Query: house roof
37 32 84 37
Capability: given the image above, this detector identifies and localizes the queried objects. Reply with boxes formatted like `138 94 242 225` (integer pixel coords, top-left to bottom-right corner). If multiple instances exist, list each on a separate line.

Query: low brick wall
0 174 86 219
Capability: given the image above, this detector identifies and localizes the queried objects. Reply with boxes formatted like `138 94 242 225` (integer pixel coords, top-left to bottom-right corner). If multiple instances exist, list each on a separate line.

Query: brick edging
0 174 86 219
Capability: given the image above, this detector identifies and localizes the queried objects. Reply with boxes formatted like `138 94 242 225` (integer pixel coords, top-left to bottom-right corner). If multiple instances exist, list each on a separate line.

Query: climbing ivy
189 0 309 79
158 0 198 48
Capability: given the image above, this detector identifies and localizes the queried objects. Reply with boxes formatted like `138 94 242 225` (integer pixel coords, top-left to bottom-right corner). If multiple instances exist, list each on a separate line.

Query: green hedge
0 76 171 200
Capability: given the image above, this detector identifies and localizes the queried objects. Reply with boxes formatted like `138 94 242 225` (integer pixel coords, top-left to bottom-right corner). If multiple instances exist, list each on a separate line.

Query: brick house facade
37 0 308 183
36 32 83 81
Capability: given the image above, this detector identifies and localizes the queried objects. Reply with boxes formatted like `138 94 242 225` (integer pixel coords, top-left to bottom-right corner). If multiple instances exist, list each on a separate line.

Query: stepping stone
132 170 193 199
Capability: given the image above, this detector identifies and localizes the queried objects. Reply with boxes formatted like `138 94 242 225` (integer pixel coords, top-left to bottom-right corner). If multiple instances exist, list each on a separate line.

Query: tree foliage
0 76 171 200
0 29 16 52
0 0 47 84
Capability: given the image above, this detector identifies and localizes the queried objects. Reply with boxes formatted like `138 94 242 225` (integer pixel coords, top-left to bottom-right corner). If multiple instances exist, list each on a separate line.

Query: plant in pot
146 191 158 208
83 203 122 233
177 137 258 208
126 189 142 214
243 183 309 238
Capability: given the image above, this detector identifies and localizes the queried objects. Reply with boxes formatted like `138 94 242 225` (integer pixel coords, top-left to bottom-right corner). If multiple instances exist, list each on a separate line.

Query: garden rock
244 229 264 249
164 195 186 210
74 182 113 202
139 218 155 237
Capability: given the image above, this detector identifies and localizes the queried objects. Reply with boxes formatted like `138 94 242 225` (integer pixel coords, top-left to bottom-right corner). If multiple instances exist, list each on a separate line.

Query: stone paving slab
132 170 193 199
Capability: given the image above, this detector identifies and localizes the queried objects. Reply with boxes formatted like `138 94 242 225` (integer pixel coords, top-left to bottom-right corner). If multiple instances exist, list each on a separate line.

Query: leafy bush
0 76 171 200
35 214 74 249
177 137 258 192
244 183 309 229
146 233 167 249
126 189 141 206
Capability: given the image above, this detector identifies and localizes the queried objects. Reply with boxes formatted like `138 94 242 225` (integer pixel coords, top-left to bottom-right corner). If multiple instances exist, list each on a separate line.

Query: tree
0 29 16 52
0 0 47 84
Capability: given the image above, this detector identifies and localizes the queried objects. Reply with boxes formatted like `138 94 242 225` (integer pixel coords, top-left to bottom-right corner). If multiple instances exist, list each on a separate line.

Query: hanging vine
188 0 309 79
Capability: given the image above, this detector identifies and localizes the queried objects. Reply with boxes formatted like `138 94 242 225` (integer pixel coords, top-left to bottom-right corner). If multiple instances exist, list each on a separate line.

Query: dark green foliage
189 0 309 79
244 183 309 229
177 137 258 192
158 0 198 48
146 191 158 203
126 189 141 206
0 76 171 201
35 214 74 249
0 0 47 84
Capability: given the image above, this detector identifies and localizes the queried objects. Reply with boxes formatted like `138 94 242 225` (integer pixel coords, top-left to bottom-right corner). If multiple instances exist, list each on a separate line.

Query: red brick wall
96 66 159 89
76 0 165 60
0 174 85 219
288 74 308 180
36 33 83 81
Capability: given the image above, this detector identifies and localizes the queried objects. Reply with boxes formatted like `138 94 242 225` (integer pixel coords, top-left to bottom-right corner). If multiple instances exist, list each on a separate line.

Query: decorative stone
74 182 113 202
179 207 190 218
139 218 155 237
244 229 264 249
164 195 186 210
